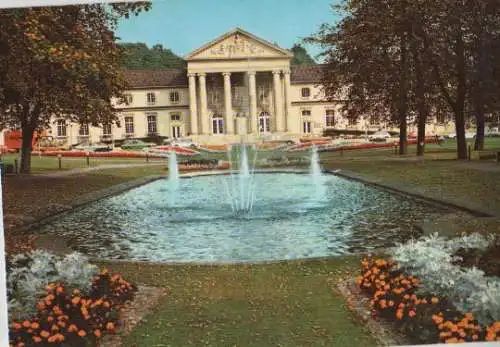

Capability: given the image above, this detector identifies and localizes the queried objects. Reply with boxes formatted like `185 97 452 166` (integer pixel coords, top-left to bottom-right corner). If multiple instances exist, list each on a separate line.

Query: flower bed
354 233 500 344
7 251 137 347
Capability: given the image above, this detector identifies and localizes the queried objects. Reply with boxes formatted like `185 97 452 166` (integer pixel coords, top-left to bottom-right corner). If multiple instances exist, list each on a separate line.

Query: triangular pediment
185 28 293 60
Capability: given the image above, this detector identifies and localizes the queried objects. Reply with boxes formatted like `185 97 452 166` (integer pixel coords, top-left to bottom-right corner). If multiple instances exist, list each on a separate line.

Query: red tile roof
290 64 326 84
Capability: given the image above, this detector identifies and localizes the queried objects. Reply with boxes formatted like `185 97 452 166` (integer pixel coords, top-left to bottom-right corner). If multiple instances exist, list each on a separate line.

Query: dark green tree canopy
118 42 184 69
290 44 316 65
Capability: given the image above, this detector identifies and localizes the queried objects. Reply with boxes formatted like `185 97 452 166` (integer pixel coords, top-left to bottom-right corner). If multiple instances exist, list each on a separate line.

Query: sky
115 0 341 62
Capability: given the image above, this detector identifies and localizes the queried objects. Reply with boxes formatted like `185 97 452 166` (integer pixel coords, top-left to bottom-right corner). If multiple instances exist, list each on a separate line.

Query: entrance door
172 126 181 138
259 112 271 133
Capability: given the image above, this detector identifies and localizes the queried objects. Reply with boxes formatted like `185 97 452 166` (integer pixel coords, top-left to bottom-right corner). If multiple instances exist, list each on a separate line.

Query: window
170 114 181 121
172 126 181 138
79 123 89 136
102 123 112 136
212 114 224 134
146 92 157 105
146 113 158 134
124 116 134 135
303 120 312 134
124 94 133 105
169 91 180 103
56 120 67 137
301 88 311 98
302 110 311 117
259 112 271 133
325 110 335 127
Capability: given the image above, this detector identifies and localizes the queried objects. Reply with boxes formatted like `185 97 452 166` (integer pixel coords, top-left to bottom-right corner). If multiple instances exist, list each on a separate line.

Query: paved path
38 162 165 178
379 156 500 172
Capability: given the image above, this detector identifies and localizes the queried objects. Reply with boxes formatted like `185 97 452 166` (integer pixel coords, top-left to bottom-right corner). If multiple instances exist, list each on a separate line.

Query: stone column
187 73 198 135
283 69 292 133
248 71 258 134
198 73 209 135
223 72 234 135
273 70 284 133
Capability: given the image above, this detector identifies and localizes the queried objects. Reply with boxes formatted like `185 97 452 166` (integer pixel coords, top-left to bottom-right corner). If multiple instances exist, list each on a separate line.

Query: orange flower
388 300 394 307
472 334 479 341
40 330 50 338
445 338 458 344
22 320 31 328
106 322 115 331
31 322 40 329
431 297 439 304
56 286 64 294
68 324 78 333
396 310 404 320
94 329 102 338
32 336 42 343
432 315 444 324
12 322 21 330
408 310 416 318
78 330 87 337
72 297 81 305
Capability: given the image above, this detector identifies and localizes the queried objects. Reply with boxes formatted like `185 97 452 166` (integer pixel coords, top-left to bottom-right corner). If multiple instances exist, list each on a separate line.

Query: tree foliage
310 0 500 159
118 42 184 69
290 44 316 66
0 2 151 173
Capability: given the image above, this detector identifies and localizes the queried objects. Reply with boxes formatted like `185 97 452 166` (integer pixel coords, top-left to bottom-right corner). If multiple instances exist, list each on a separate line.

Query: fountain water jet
224 144 258 215
168 150 179 182
167 150 180 206
310 144 326 201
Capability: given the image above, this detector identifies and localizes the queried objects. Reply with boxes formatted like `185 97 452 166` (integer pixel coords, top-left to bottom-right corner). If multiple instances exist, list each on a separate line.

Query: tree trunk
455 30 468 160
398 35 409 156
455 107 467 159
474 102 485 150
20 125 35 174
411 31 428 156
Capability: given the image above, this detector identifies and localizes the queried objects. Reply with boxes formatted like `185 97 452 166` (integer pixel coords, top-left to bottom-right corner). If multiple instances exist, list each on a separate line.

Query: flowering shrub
389 233 499 325
357 256 500 344
9 269 136 347
7 251 98 320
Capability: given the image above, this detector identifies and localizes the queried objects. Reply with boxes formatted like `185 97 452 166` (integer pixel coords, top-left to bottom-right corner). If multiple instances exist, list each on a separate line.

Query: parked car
368 130 391 142
167 138 199 148
73 143 112 152
121 139 155 150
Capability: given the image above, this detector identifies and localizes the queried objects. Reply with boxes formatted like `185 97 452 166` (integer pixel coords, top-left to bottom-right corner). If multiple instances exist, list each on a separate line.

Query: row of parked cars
72 138 199 152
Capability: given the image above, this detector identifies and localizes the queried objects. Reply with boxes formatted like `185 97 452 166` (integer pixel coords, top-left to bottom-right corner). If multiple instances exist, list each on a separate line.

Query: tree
118 42 184 69
290 44 316 65
0 2 150 173
308 1 413 155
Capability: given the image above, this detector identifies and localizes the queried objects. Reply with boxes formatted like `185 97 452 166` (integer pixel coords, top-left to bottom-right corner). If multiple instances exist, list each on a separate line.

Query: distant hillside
118 43 185 69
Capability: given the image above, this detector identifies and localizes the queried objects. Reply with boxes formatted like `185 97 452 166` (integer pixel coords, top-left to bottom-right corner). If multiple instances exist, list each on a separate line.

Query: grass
0 153 163 173
100 257 376 347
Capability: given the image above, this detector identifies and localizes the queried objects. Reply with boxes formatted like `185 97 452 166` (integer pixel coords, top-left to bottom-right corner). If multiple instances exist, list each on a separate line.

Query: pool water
37 173 450 263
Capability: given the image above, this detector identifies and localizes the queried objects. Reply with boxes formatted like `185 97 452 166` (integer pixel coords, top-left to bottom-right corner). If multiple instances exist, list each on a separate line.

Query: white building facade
48 28 459 146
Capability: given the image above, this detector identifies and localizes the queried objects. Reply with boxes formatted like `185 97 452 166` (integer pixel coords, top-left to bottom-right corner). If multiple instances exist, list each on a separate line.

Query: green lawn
100 257 376 347
0 153 162 173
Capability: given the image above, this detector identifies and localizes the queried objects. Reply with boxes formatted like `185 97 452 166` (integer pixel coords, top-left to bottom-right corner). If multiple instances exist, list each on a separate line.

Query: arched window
212 114 224 134
259 112 271 133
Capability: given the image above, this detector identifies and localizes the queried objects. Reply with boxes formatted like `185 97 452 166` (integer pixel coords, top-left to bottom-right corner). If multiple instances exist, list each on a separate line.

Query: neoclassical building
48 28 457 146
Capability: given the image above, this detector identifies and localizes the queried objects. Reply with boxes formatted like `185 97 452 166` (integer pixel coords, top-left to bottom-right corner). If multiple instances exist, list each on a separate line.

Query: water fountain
309 144 326 200
224 144 258 215
168 150 179 182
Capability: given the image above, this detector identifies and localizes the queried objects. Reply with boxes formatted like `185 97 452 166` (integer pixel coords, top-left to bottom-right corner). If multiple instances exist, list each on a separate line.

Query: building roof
122 64 327 88
123 69 188 88
290 64 327 84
